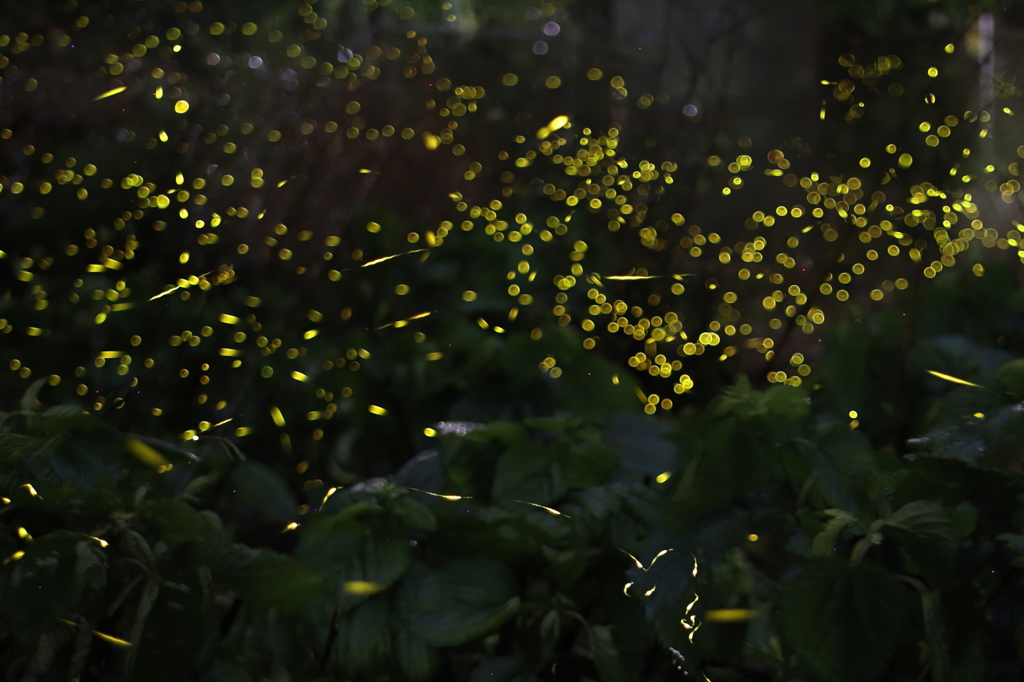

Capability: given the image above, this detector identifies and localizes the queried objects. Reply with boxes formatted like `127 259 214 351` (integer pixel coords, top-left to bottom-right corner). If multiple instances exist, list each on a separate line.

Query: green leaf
560 440 617 489
808 426 878 515
20 378 47 412
997 533 1024 568
949 501 977 540
229 462 298 525
782 559 910 682
995 358 1024 399
332 595 391 675
141 498 211 548
357 533 412 591
884 500 958 554
591 625 627 682
921 590 952 682
2 531 85 641
295 508 370 575
394 495 438 532
396 558 521 647
216 544 320 611
811 509 858 556
394 628 441 682
492 443 565 507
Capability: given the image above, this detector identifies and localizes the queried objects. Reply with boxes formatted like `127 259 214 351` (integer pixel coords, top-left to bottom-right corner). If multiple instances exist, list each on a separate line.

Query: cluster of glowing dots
1 6 1023 449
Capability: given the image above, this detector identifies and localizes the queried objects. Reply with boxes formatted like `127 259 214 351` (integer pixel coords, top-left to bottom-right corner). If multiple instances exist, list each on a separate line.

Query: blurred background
2 0 1024 473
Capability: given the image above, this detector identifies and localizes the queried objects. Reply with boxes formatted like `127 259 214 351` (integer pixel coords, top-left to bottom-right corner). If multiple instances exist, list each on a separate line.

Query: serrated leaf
808 426 877 515
885 500 958 553
782 559 909 682
396 558 520 647
492 443 565 507
811 509 858 556
561 440 617 489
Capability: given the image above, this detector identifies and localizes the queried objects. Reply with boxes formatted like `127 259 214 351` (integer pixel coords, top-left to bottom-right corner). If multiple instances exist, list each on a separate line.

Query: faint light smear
927 370 983 388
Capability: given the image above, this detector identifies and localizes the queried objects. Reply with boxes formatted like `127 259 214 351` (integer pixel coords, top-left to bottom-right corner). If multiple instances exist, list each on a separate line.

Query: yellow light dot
424 427 437 437
747 534 759 542
849 410 858 419
655 472 671 483
368 405 387 415
174 101 189 114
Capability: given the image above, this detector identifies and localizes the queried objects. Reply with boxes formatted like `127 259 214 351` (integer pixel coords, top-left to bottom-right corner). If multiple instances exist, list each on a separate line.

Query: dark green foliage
782 559 911 682
6 286 1024 682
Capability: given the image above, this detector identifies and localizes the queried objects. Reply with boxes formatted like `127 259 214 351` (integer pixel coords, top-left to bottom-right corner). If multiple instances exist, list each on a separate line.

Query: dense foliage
4 262 1024 681
4 0 1024 680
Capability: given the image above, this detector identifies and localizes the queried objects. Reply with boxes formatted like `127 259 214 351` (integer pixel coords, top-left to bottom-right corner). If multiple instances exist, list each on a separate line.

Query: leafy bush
5 295 1024 681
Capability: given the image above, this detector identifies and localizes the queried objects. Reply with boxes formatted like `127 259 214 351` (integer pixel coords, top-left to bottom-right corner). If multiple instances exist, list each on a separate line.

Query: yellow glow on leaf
343 580 383 596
